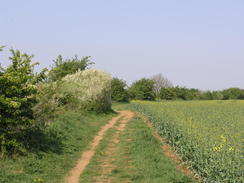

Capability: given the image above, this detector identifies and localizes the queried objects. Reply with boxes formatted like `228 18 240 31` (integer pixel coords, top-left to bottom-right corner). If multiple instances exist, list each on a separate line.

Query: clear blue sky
1 0 244 90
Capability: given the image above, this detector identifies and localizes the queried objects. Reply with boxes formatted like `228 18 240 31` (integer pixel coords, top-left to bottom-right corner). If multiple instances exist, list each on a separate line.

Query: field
130 100 244 183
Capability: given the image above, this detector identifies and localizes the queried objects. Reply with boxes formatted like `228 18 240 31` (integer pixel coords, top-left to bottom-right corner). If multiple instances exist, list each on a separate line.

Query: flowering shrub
62 69 112 113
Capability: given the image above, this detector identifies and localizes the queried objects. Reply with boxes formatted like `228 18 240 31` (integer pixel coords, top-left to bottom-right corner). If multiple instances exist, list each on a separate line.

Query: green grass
130 100 244 183
0 110 115 183
80 104 194 183
114 117 194 183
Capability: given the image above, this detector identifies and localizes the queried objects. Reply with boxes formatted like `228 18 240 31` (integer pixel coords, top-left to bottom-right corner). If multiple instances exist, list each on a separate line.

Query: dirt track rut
66 111 134 183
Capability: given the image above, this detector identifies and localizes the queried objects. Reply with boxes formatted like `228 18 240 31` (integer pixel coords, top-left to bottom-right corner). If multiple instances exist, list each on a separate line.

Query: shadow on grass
19 125 64 155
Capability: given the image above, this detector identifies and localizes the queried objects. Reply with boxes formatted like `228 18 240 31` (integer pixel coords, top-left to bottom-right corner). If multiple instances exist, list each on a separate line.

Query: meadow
130 100 244 183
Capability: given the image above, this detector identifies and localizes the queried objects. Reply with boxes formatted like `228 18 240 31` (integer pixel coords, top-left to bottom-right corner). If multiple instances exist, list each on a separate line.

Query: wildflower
229 147 234 152
220 135 227 143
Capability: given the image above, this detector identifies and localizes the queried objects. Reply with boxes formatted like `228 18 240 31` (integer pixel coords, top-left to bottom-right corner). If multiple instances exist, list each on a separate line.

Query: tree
222 88 243 99
200 91 213 100
111 78 129 102
151 74 173 98
128 78 155 100
48 55 93 81
0 48 46 154
159 88 176 100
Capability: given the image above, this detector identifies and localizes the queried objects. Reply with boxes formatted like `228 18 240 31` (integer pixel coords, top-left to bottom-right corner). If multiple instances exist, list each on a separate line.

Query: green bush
48 55 93 81
222 88 243 99
0 49 46 155
33 81 77 123
111 78 129 102
159 88 177 100
128 78 155 100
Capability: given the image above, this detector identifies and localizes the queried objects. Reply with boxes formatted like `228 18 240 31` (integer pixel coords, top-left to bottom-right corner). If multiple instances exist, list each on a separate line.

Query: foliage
111 77 129 102
159 87 201 100
151 73 173 98
62 69 112 113
159 88 177 100
128 78 155 100
222 88 244 99
0 49 46 155
33 81 76 123
131 100 244 183
48 55 93 81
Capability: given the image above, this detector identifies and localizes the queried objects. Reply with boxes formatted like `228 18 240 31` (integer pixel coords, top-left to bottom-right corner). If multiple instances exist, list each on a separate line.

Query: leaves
0 49 46 155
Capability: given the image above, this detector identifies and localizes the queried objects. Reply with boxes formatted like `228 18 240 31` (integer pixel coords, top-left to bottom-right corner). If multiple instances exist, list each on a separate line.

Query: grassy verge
0 110 115 183
115 116 194 183
81 104 194 183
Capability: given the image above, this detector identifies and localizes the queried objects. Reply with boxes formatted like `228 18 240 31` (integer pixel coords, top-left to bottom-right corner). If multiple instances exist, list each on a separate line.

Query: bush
222 88 243 99
159 88 176 100
111 78 129 102
0 49 46 155
62 69 112 113
35 69 112 116
33 80 76 123
48 55 93 81
128 78 155 100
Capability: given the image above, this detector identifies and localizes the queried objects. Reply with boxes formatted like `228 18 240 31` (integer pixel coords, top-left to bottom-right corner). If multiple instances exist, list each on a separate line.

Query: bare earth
66 111 134 183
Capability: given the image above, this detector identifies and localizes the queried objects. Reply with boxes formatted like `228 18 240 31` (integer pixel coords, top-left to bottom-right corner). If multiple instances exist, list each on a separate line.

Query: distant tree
200 91 213 100
159 88 176 100
211 91 224 100
128 78 155 100
187 88 201 100
111 78 129 102
151 74 173 98
222 88 243 99
48 55 93 81
173 87 187 100
240 89 244 99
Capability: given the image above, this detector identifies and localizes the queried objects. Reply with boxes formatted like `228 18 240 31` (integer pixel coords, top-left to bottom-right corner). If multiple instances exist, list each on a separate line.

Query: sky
0 0 244 90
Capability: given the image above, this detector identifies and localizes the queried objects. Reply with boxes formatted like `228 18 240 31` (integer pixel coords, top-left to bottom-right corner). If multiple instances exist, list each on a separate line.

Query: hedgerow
0 49 46 155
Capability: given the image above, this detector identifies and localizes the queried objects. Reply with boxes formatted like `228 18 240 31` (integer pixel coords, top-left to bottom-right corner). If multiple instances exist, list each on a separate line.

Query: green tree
151 73 173 99
211 91 224 100
128 78 155 100
200 91 213 100
0 48 46 155
48 55 93 81
222 88 243 99
111 78 129 102
159 88 176 100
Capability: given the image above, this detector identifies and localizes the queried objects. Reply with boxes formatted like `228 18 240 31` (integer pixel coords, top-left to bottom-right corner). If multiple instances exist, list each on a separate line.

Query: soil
66 111 134 183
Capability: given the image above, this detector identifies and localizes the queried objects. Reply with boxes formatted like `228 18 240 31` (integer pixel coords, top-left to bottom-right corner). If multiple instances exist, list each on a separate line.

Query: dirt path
94 111 134 183
66 111 134 183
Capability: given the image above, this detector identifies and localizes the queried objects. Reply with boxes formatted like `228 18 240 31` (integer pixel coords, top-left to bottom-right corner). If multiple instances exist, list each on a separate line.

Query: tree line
111 74 244 102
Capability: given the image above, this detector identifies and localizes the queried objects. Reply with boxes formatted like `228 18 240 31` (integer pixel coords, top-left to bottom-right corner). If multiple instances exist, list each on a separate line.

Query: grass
130 100 244 183
0 110 115 183
114 116 194 183
80 104 194 183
